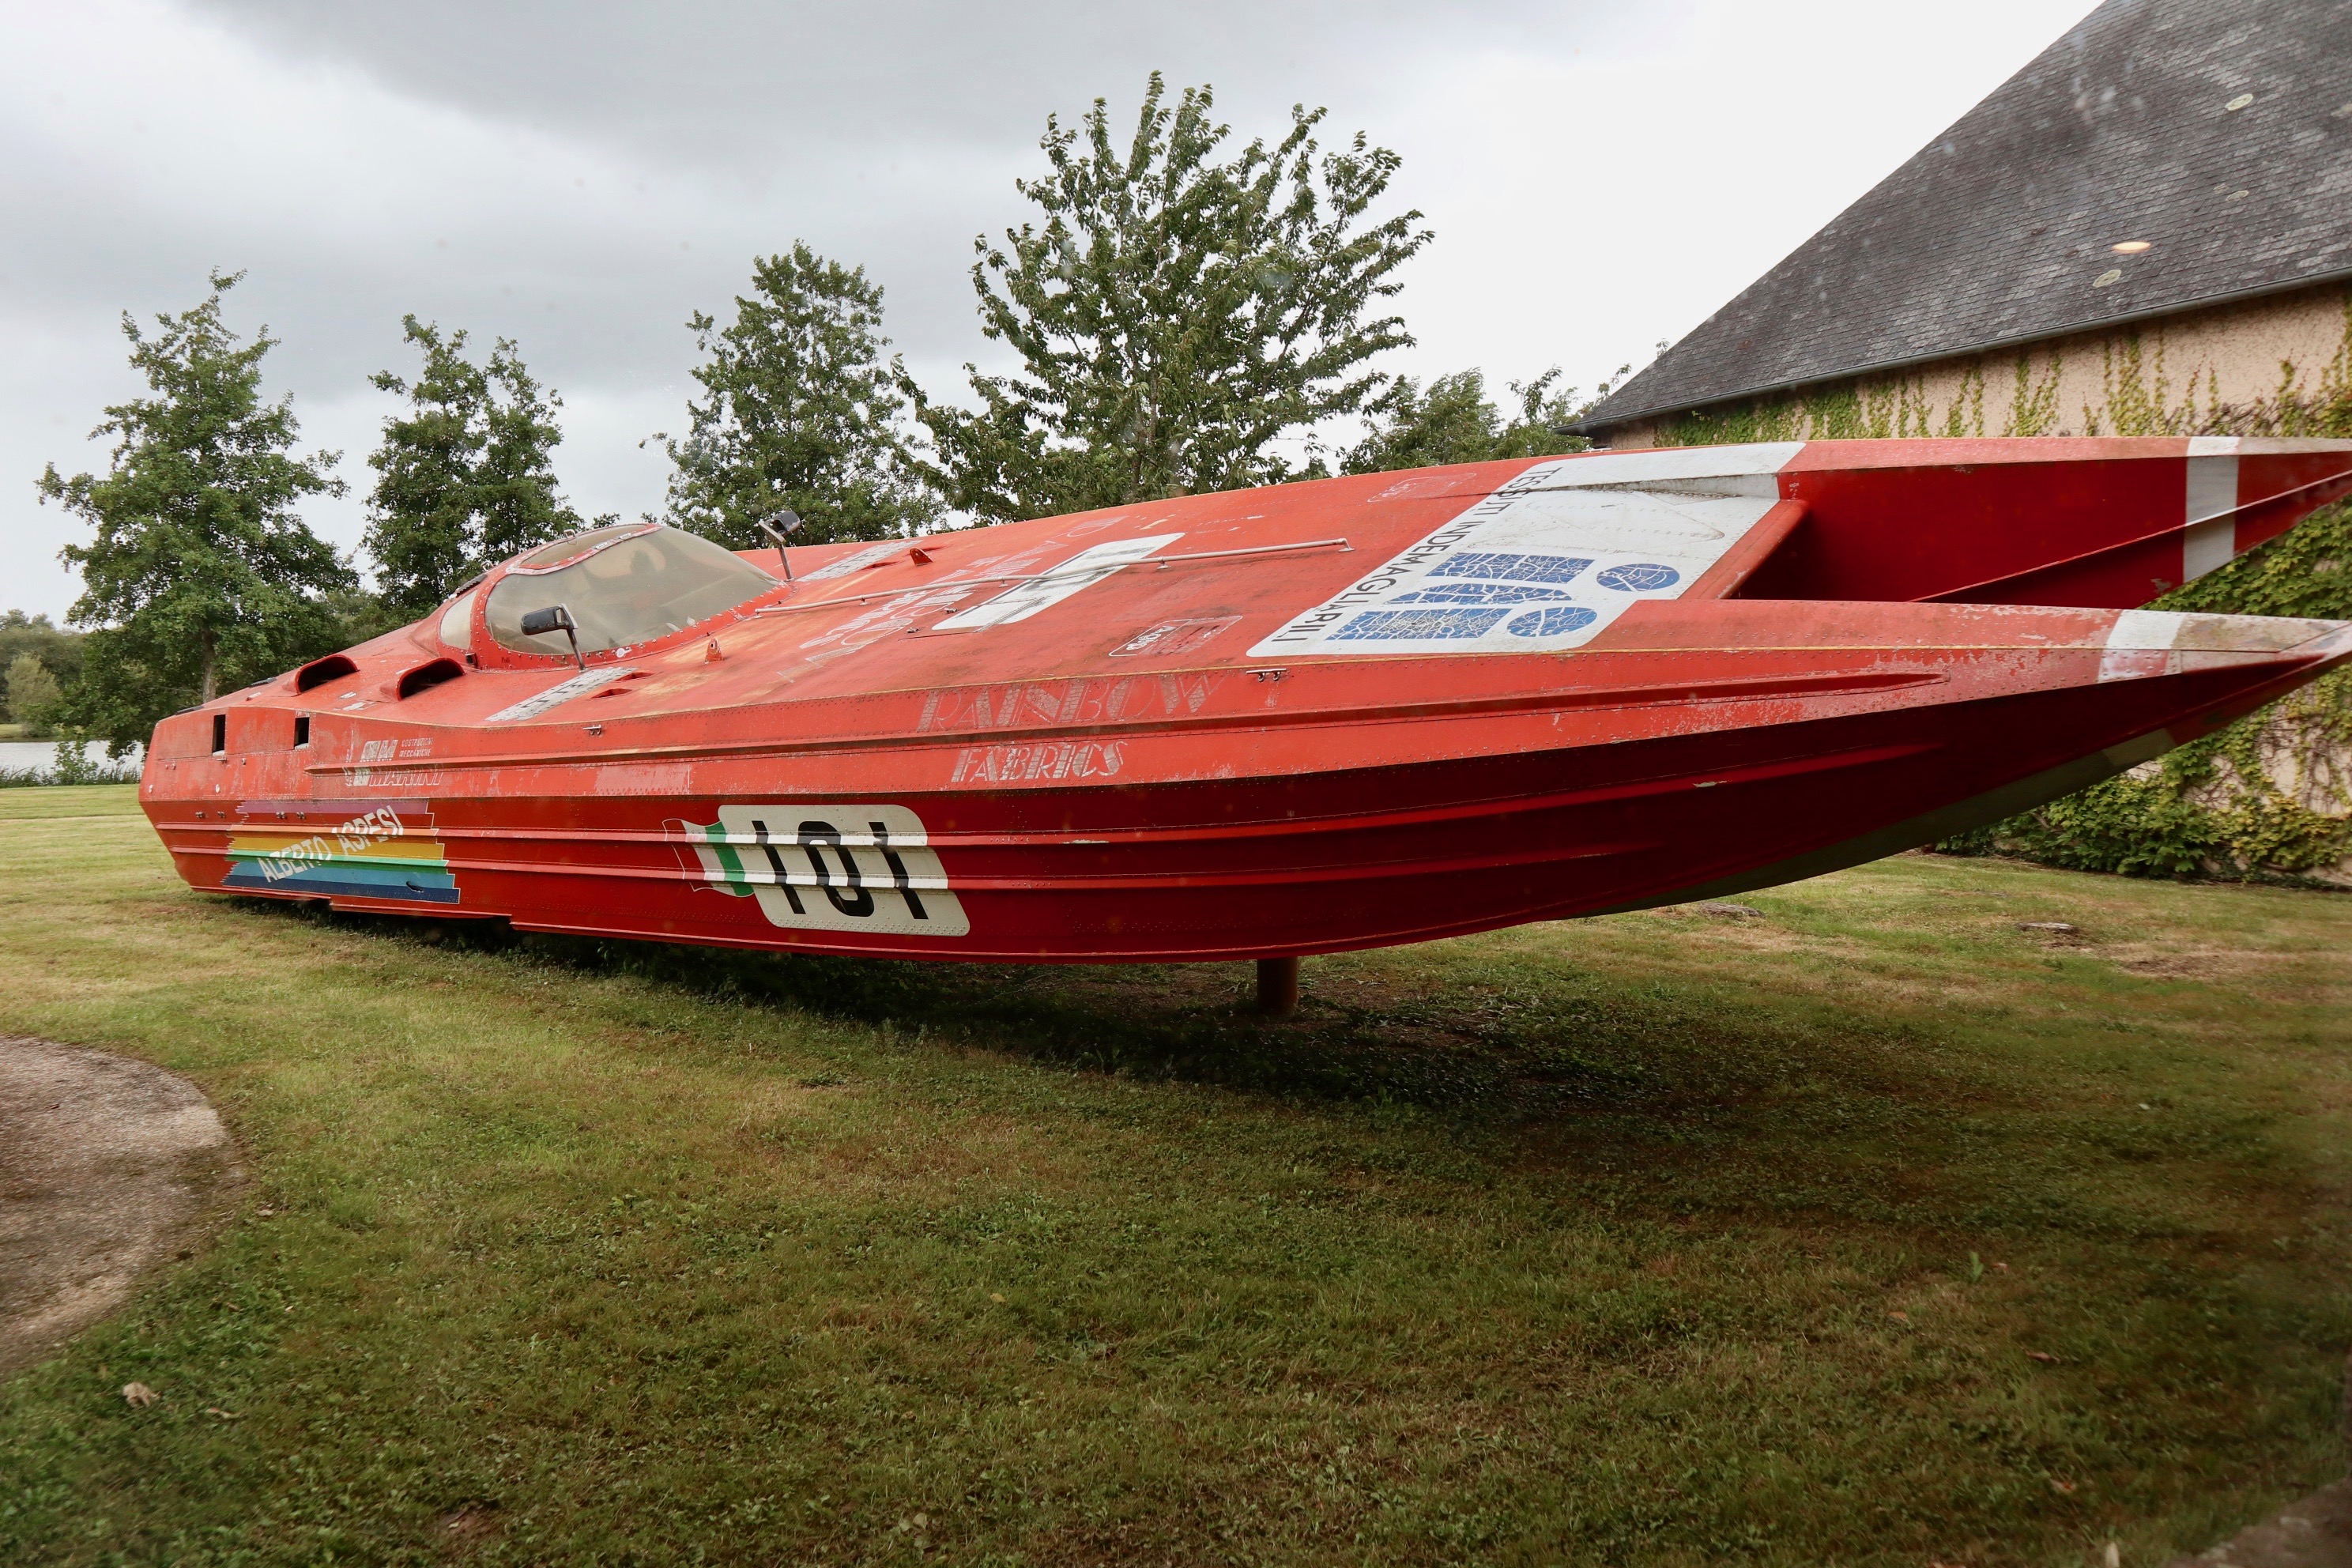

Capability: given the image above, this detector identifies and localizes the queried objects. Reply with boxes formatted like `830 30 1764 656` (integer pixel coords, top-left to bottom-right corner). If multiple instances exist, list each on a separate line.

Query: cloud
182 0 1654 161
3 0 2090 620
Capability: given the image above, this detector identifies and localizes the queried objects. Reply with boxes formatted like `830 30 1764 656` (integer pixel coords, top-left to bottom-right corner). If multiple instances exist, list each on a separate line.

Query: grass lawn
2 784 2348 1566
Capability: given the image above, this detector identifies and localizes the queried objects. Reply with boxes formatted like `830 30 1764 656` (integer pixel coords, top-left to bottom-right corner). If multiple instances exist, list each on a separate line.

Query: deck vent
395 658 466 699
293 654 359 692
210 714 226 754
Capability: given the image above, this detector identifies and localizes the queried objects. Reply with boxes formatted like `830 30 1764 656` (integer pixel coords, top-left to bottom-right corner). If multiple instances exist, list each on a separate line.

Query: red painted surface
142 438 2352 963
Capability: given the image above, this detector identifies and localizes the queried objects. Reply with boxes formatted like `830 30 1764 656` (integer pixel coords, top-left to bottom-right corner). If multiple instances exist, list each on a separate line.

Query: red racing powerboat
141 437 2352 987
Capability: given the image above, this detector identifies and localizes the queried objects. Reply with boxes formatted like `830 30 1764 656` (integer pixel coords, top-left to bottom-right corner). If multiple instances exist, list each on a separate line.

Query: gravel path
2169 1477 2352 1567
0 1037 238 1378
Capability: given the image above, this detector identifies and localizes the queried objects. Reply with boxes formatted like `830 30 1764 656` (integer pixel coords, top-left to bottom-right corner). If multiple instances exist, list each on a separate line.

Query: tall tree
4 653 62 734
922 74 1433 523
1341 368 1604 474
38 272 351 753
0 611 85 695
661 243 938 548
364 316 582 617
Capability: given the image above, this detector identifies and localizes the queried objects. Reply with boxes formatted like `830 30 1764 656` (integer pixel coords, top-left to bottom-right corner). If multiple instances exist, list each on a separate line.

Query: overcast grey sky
2 0 2091 620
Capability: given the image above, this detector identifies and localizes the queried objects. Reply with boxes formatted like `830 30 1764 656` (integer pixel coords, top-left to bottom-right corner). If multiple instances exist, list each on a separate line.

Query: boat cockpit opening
477 524 778 659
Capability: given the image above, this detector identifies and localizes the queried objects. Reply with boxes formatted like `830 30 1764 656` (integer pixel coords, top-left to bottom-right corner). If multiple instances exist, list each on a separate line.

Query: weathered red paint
142 438 2352 963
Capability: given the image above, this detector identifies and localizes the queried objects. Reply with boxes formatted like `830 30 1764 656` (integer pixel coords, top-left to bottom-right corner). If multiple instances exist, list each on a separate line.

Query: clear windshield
484 526 777 657
436 588 477 649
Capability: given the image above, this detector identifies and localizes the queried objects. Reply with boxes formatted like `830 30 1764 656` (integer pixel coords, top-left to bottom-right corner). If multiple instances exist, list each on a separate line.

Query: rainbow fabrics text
221 801 460 905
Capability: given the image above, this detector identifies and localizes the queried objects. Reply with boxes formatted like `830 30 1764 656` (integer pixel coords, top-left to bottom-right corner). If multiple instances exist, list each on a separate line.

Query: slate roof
1577 0 2352 433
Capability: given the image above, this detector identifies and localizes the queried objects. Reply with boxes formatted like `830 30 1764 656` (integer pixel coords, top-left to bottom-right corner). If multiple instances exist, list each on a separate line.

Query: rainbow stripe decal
222 801 460 905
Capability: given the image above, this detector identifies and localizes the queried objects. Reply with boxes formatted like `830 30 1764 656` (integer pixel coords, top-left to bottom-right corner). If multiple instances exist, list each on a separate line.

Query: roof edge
1573 268 2352 435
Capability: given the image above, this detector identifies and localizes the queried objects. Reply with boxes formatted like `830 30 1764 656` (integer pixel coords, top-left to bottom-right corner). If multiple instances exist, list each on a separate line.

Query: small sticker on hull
680 804 969 937
1110 616 1241 658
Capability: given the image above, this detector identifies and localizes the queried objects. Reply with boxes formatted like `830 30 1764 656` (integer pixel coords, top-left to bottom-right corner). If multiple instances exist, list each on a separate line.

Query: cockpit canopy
477 523 776 658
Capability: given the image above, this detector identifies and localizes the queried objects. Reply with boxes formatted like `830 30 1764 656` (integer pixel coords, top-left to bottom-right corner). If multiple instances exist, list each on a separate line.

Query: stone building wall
1598 281 2352 451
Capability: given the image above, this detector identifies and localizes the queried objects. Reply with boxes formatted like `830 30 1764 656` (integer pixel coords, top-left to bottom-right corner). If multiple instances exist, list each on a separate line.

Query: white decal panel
934 533 1182 630
484 665 637 723
680 804 969 937
2183 439 2241 581
801 540 908 580
1250 454 1796 658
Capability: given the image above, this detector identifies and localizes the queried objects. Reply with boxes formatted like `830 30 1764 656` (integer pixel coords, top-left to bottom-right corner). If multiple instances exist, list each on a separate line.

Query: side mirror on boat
755 508 803 580
519 604 586 670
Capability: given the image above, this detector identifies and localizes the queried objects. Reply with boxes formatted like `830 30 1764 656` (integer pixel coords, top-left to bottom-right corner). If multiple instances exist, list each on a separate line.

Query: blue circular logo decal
1506 605 1598 638
1596 563 1680 592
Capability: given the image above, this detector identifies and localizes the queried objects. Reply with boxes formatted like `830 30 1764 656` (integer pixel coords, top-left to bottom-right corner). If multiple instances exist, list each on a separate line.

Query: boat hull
146 607 2352 963
139 439 2352 963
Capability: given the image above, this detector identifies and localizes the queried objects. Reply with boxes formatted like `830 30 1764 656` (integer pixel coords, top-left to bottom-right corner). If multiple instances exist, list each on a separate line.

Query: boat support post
1256 956 1301 1016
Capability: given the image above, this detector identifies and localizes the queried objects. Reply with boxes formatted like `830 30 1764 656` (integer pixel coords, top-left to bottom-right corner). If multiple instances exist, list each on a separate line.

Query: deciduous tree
661 243 937 548
1342 368 1606 474
0 611 85 695
4 653 62 734
922 74 1431 522
39 272 352 754
364 317 582 617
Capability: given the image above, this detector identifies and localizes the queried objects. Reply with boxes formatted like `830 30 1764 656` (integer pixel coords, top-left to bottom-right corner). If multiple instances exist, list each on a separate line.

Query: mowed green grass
2 785 2349 1566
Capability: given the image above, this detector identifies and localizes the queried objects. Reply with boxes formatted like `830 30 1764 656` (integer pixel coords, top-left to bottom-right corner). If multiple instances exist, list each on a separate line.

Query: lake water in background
0 740 144 778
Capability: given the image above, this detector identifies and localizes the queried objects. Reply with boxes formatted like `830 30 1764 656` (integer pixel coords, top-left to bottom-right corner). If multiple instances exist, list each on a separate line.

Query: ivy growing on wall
1661 292 2352 446
1937 503 2352 883
1657 292 2352 884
